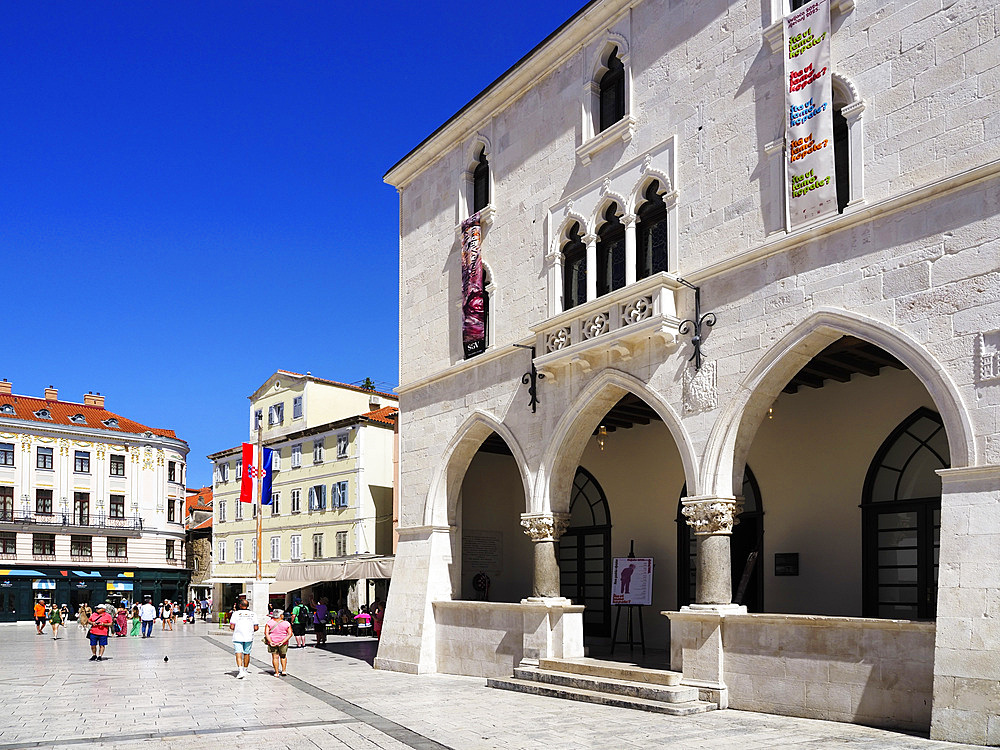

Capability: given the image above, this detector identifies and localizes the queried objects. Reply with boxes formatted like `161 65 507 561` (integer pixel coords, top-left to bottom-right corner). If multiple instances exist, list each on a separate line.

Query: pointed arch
590 33 630 82
702 308 975 499
551 211 591 257
537 369 698 517
590 186 628 230
422 410 532 527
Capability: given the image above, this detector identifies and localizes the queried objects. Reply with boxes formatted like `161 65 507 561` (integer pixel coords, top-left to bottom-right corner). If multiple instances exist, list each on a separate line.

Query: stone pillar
583 233 597 304
623 212 637 286
680 495 742 606
520 513 570 598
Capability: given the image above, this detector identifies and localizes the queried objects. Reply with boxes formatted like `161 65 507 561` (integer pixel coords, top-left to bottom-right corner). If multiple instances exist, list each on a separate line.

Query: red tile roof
362 406 398 425
0 393 185 442
274 370 398 401
185 486 213 530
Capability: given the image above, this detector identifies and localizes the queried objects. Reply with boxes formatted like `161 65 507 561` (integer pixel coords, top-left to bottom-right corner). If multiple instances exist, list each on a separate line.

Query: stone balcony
532 273 683 377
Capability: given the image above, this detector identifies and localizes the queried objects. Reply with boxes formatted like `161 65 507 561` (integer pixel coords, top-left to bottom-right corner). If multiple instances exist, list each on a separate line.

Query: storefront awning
274 556 394 583
268 579 322 595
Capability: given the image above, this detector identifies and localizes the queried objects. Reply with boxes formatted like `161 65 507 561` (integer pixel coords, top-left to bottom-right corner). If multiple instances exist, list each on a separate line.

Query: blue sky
1 1 586 487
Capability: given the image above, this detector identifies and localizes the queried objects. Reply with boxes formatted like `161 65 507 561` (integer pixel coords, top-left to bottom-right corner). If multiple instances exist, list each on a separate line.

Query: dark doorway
558 467 612 637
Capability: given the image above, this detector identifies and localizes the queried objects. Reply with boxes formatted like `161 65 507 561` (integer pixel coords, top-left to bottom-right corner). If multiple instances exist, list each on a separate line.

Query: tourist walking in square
34 599 47 635
77 602 91 634
264 609 292 676
87 604 113 661
312 598 328 646
139 597 157 638
48 603 63 639
130 605 141 636
229 599 259 679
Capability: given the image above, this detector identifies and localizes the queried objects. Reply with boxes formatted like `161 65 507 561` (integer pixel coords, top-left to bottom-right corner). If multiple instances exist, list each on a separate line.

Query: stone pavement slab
0 622 981 749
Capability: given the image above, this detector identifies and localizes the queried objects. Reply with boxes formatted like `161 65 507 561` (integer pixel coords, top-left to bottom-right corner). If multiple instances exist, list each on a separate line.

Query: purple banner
461 212 486 359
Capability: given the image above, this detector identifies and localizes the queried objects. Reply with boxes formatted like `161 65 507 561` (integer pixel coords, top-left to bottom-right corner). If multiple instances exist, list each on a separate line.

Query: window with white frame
313 438 324 463
0 443 14 467
236 459 242 481
291 489 301 514
312 533 323 559
291 444 302 468
268 403 284 426
254 409 263 430
272 450 281 472
251 538 257 562
218 539 227 563
270 536 280 561
336 531 348 557
218 500 227 523
234 538 244 563
218 462 229 483
271 492 280 515
332 480 349 508
337 433 348 458
579 38 635 163
235 501 244 521
290 534 302 561
308 484 326 511
292 395 303 419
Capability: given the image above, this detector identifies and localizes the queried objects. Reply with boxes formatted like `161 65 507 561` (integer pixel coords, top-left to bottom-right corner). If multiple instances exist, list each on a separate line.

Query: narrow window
599 48 625 132
71 535 93 558
107 537 127 559
336 531 348 557
36 447 53 470
596 204 626 297
0 487 12 521
636 181 668 279
313 439 324 463
168 461 176 482
271 492 280 515
234 539 244 563
218 539 227 563
110 494 125 519
74 492 90 525
0 443 14 467
166 540 176 560
36 489 53 516
290 534 302 560
109 454 125 476
833 106 849 213
473 148 490 213
290 489 301 514
0 532 14 554
218 500 227 523
292 395 303 419
270 536 281 561
562 222 587 311
312 533 324 559
337 433 348 459
253 409 263 430
291 444 302 468
33 534 56 556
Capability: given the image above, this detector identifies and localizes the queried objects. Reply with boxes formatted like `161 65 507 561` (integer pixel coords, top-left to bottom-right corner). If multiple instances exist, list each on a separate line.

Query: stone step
487 677 716 716
538 657 683 686
513 667 699 703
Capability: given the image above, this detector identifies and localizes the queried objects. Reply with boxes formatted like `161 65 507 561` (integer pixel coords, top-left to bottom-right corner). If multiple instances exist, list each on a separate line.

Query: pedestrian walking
312 598 328 646
185 600 195 624
200 597 209 621
228 599 259 679
139 597 156 638
34 599 47 635
264 609 292 676
130 606 141 636
160 600 173 631
87 604 113 661
290 599 309 648
373 601 385 639
77 602 92 634
114 605 128 637
49 604 64 639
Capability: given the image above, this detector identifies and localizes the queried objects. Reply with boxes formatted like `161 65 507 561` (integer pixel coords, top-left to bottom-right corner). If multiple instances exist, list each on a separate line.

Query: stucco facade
378 0 1000 744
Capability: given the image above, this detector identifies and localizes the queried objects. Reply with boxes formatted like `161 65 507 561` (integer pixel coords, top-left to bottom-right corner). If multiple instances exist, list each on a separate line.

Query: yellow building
208 371 397 612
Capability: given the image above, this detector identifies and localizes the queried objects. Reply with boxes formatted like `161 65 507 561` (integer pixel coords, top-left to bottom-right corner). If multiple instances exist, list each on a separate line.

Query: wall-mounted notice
462 530 502 573
783 0 837 227
611 557 653 606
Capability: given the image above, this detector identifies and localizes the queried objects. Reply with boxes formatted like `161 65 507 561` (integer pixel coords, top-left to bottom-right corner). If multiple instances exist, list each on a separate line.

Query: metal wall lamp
513 344 545 413
677 277 717 371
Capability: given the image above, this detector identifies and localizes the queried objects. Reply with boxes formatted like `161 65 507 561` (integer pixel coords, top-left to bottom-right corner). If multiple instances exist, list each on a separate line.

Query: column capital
520 512 571 542
681 496 743 536
582 233 598 246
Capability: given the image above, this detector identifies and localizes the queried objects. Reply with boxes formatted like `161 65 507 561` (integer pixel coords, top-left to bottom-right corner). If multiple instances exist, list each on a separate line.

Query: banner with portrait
460 212 486 358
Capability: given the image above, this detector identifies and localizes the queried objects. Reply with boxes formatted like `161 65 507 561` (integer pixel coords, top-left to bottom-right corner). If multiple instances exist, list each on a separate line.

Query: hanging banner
783 0 837 227
611 557 653 606
460 212 486 359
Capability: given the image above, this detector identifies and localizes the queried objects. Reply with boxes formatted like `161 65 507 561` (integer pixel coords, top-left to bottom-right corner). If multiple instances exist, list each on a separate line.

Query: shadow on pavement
311 638 378 666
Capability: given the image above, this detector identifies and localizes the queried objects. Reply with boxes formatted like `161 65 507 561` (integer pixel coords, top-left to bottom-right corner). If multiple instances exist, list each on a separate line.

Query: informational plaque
783 0 838 227
611 557 653 606
462 530 502 573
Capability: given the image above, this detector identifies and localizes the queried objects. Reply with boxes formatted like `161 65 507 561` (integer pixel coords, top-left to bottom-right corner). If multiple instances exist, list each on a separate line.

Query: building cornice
0 419 189 453
207 413 395 461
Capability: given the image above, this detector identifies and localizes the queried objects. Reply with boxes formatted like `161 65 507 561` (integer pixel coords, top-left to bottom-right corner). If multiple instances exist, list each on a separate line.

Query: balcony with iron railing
532 272 683 378
0 511 144 537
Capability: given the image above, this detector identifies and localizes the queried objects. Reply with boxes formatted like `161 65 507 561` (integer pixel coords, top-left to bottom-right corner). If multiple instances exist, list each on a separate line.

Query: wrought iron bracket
513 344 545 413
677 278 717 371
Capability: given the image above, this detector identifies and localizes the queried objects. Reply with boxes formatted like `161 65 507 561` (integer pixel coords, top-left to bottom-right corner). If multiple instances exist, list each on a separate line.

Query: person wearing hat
87 604 114 661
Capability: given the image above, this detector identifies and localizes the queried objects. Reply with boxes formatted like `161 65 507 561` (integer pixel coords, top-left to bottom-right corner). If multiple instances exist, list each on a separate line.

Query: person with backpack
290 599 309 648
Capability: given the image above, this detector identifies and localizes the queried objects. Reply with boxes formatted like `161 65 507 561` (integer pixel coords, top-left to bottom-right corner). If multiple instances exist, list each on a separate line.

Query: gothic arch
551 211 591 256
422 410 532 527
537 369 698 517
702 308 975 499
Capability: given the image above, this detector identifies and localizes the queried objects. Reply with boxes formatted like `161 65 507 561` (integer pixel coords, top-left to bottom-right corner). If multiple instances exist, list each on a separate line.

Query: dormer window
102 418 119 428
70 414 87 424
34 409 52 420
473 148 490 213
0 404 14 415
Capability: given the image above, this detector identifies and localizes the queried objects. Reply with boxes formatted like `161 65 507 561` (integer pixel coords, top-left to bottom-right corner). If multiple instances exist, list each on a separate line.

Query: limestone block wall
432 601 528 678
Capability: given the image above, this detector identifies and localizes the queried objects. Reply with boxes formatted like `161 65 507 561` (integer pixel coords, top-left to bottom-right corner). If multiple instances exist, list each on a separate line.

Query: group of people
33 599 70 638
284 598 385 647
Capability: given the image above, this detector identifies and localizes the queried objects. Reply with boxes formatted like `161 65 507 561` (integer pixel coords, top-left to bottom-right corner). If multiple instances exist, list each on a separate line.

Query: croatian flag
239 443 274 504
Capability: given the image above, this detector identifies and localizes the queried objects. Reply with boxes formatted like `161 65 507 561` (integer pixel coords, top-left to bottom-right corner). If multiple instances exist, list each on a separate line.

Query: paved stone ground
0 621 979 749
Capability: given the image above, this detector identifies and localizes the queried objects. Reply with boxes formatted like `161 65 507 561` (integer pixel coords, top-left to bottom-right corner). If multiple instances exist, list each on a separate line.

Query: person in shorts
264 609 292 677
34 599 47 635
87 604 113 661
228 598 259 679
290 599 309 648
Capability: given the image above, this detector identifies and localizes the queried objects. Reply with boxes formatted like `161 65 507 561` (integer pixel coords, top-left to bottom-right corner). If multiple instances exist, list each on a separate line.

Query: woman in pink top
264 609 293 676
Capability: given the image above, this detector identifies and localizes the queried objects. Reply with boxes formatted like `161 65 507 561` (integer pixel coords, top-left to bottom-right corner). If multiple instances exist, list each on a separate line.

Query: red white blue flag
239 443 274 504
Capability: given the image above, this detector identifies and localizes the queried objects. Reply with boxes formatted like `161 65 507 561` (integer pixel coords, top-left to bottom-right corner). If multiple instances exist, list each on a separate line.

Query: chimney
44 386 58 401
0 380 10 396
83 391 105 407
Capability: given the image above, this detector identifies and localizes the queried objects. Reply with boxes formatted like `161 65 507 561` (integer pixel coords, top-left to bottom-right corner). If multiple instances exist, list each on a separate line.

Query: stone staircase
486 657 716 716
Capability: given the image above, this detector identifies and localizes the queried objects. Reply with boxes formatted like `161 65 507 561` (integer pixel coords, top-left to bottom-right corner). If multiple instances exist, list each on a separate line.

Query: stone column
623 212 637 286
583 233 597 304
520 513 570 598
681 495 742 606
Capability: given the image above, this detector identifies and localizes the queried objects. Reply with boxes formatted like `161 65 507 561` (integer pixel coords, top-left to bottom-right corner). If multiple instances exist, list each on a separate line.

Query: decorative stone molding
95 445 106 460
520 513 571 542
20 434 31 452
683 361 718 414
977 330 1000 382
681 496 743 535
142 447 154 471
58 438 70 456
156 448 165 466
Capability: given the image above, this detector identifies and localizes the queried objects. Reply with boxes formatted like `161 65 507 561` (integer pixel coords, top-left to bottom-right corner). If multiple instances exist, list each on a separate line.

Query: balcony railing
0 511 144 531
532 273 683 376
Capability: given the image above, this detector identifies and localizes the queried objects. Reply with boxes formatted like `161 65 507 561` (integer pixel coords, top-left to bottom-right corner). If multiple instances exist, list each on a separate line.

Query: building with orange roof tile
184 486 213 603
0 380 190 620
207 371 398 615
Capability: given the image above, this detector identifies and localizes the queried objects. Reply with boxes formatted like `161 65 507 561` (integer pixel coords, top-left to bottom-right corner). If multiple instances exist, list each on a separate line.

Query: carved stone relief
520 513 571 542
683 360 718 414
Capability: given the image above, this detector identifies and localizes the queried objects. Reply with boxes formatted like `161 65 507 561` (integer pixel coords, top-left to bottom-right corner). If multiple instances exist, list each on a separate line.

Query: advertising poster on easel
611 557 653 605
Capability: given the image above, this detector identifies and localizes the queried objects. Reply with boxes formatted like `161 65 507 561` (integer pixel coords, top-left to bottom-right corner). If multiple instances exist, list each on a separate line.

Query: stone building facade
377 0 1000 744
185 486 213 603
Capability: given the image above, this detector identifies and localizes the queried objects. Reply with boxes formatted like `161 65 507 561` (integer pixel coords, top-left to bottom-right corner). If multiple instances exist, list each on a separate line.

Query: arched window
833 107 849 213
677 467 764 611
472 148 490 214
831 74 864 213
558 467 612 636
596 204 625 297
599 47 625 133
562 222 587 311
862 408 948 620
636 181 668 280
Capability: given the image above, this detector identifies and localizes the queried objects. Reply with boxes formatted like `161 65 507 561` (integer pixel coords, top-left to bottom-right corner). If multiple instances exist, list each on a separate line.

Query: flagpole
256 426 263 581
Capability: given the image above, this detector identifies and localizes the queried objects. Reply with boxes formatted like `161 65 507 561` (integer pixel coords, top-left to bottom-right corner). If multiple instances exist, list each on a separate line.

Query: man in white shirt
139 598 157 638
229 598 259 679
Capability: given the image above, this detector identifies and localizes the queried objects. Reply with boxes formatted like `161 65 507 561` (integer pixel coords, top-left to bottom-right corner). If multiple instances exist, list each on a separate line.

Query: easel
610 540 646 656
